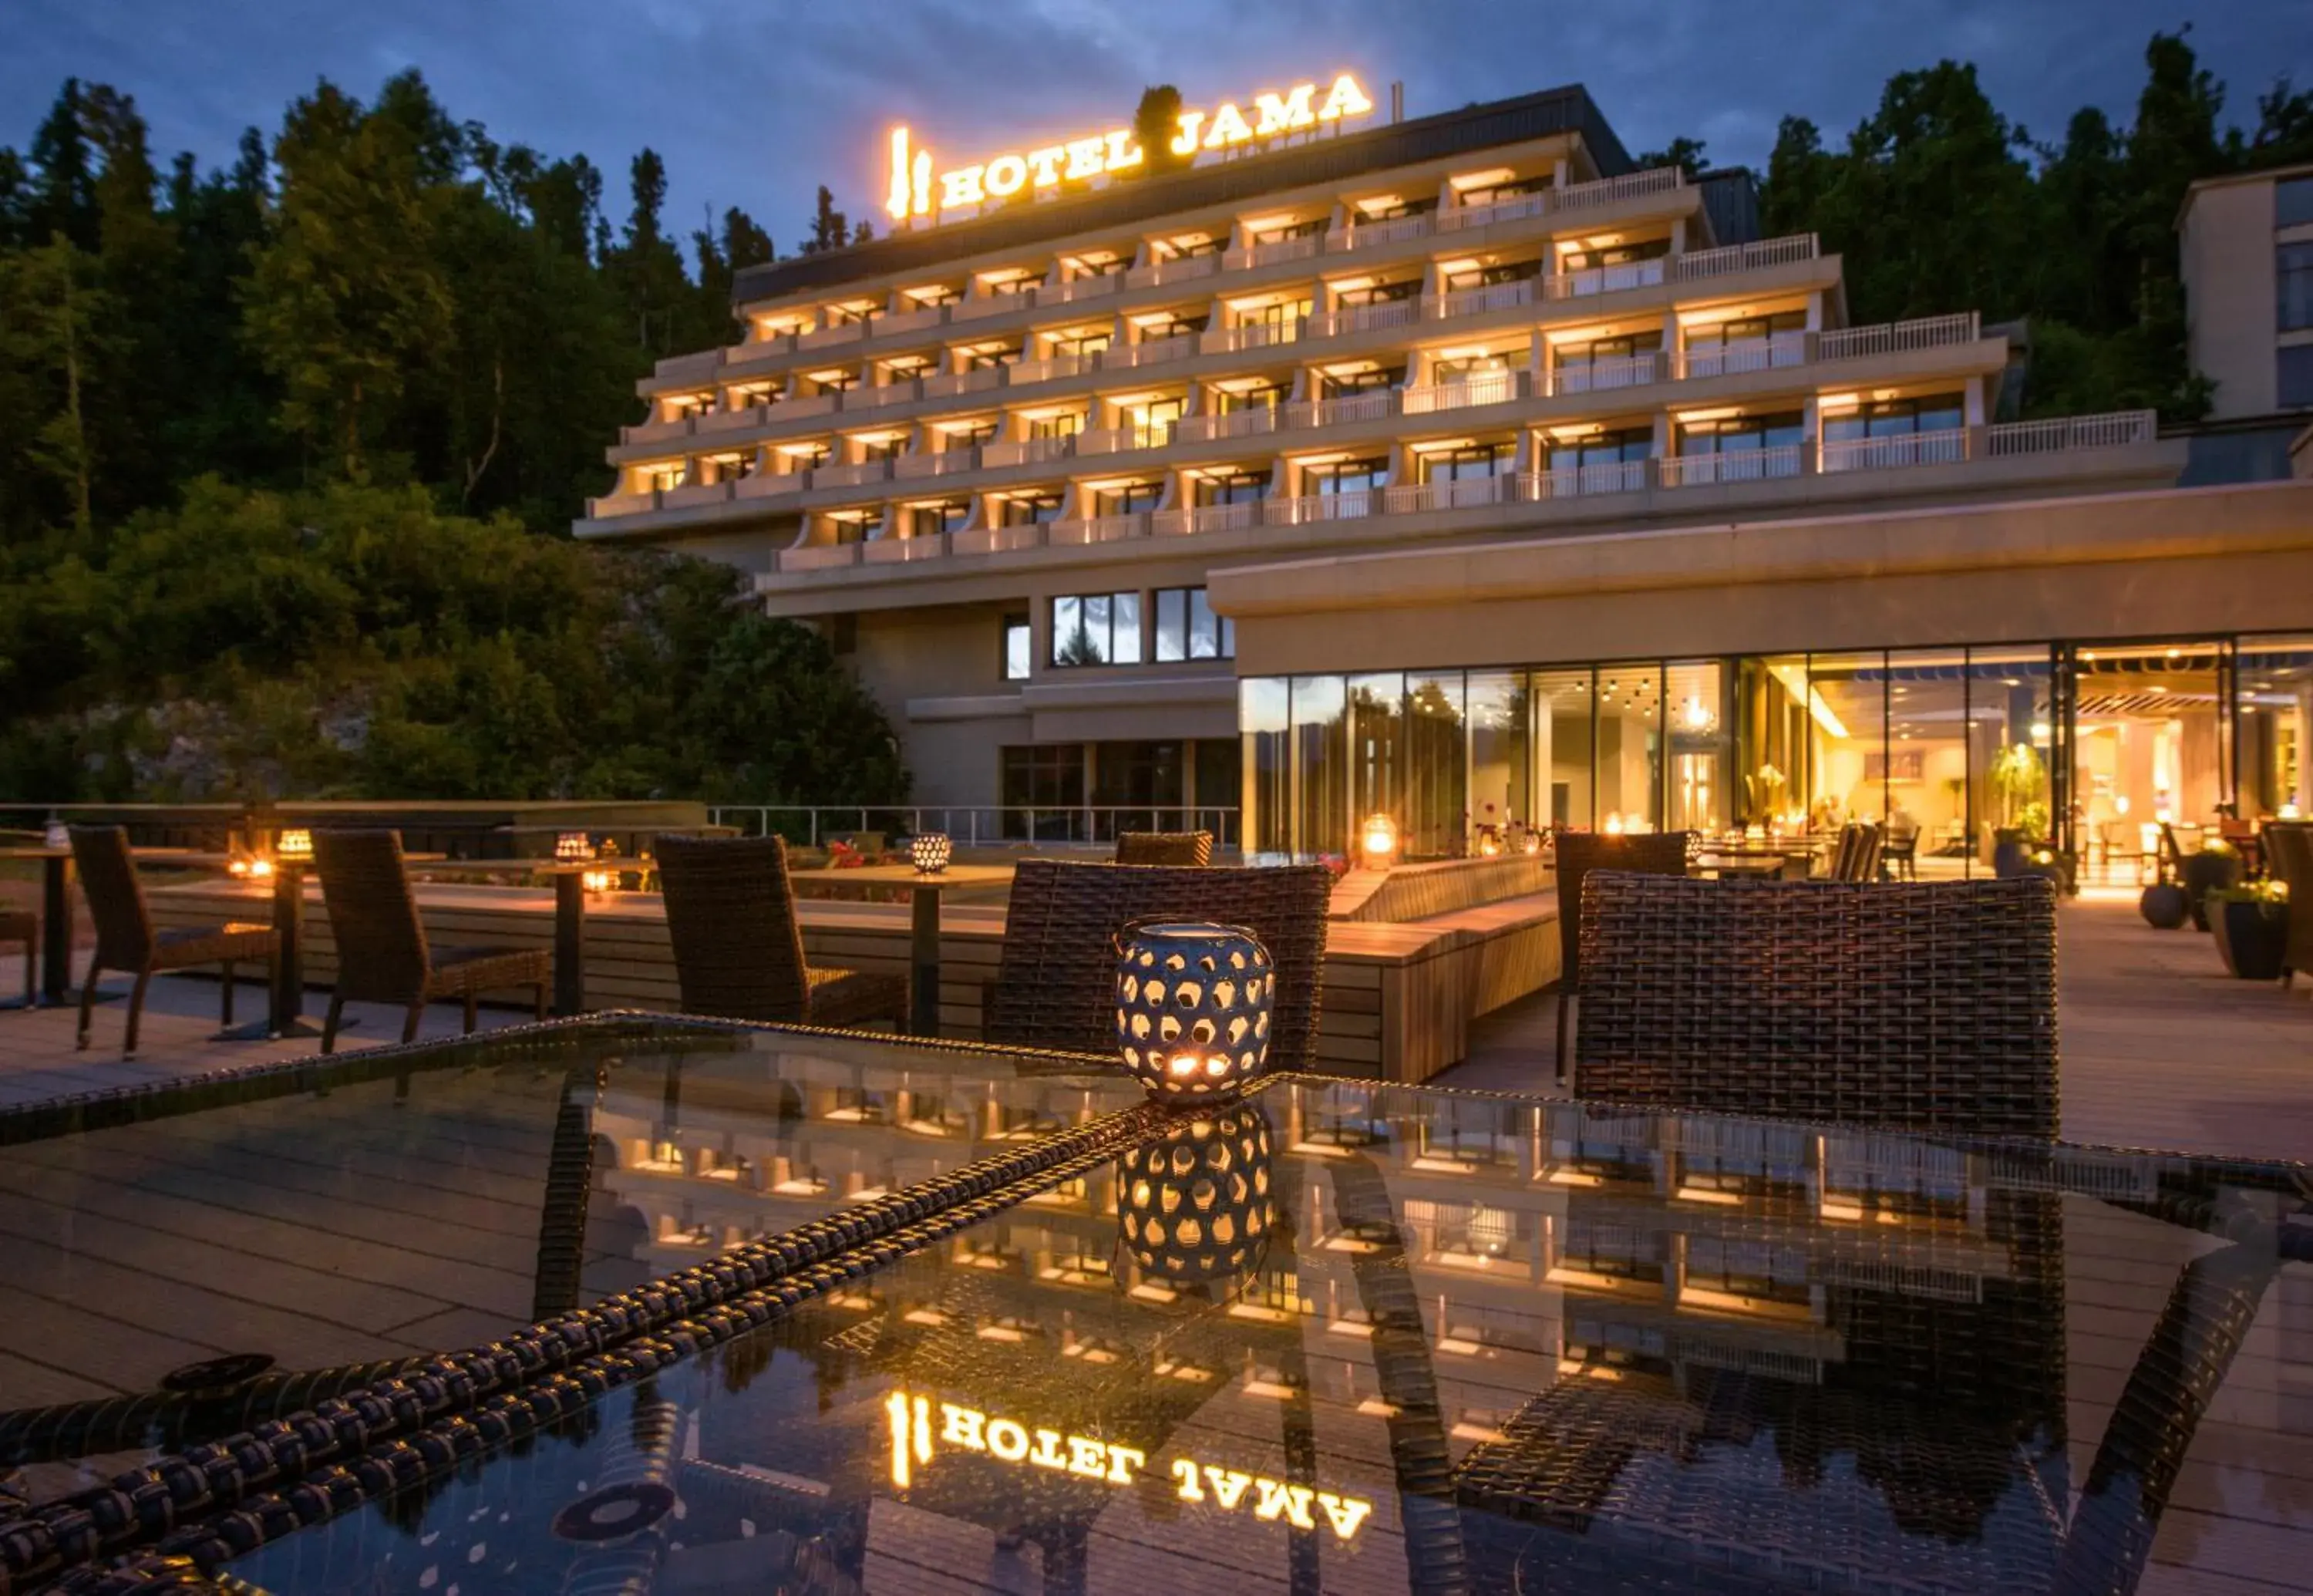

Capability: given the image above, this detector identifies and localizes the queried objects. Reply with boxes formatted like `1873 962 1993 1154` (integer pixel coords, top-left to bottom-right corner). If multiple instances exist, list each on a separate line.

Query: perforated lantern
1115 921 1274 1101
910 832 952 874
1360 813 1399 870
1116 1105 1274 1285
555 830 593 863
275 827 313 864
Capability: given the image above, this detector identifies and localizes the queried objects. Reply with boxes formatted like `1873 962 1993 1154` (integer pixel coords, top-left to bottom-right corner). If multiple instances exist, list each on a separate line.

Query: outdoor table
787 863 1015 1035
402 858 593 1017
0 845 72 1006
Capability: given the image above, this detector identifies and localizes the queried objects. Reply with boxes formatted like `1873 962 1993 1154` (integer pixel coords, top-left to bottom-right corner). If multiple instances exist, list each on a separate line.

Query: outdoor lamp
910 832 953 874
1116 1105 1274 1285
1115 921 1274 1102
1478 832 1502 857
1360 813 1398 869
276 827 312 864
581 865 618 895
1604 813 1626 837
555 830 594 863
42 816 68 850
1521 829 1543 856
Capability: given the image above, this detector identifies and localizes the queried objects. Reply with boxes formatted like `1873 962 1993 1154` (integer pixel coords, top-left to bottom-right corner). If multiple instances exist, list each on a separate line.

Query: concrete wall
2183 173 2294 420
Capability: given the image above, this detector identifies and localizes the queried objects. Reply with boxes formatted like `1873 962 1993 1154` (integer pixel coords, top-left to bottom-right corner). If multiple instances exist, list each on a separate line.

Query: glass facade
1240 635 2313 869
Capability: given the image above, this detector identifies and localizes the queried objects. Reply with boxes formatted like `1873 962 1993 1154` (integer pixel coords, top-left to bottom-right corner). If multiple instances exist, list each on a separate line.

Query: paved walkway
1437 893 2313 1162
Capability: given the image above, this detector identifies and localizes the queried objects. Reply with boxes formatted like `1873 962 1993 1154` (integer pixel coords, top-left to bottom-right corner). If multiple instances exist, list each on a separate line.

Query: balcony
1659 446 1806 487
1285 389 1399 429
1225 234 1324 271
847 380 924 411
1123 253 1221 291
954 288 1038 322
1548 352 1669 396
1540 258 1665 301
920 366 1008 399
1102 335 1195 369
780 543 863 571
1402 370 1534 414
1174 407 1284 444
1046 511 1153 546
1045 273 1125 305
981 435 1078 468
1076 424 1172 456
1009 352 1093 385
861 534 949 564
1820 430 1966 473
893 449 981 480
880 303 951 337
1153 500 1262 537
1306 298 1422 339
1671 233 1820 281
1328 213 1438 253
812 459 894 490
1815 312 1978 362
1679 333 1806 382
800 318 877 350
1200 319 1303 356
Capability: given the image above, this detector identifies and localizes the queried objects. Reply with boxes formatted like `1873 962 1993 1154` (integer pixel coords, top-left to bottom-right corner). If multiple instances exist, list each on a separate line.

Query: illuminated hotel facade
580 79 2313 866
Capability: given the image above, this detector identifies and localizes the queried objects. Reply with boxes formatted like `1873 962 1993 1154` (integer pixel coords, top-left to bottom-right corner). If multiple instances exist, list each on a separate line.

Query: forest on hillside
0 33 2305 802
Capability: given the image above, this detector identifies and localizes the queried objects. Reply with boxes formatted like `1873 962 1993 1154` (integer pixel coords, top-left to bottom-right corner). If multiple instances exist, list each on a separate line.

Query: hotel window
908 500 970 537
1419 441 1515 484
2281 345 2313 409
1217 380 1288 413
1002 613 1032 682
1051 592 1143 666
945 419 1000 449
963 342 1021 370
706 451 758 482
1679 410 1805 456
1823 393 1964 441
1069 254 1128 278
665 393 709 419
783 442 833 471
1322 365 1403 396
1336 278 1419 308
1308 456 1389 495
1254 217 1328 243
2279 241 2313 332
1547 426 1651 471
1194 469 1269 507
1002 744 1085 813
826 301 883 328
1562 237 1672 274
807 369 859 392
1554 329 1664 383
1358 195 1438 221
1154 588 1235 662
1000 490 1066 526
858 435 905 461
826 510 877 544
1126 396 1186 445
907 284 963 307
2279 176 2313 228
982 273 1035 298
1242 297 1313 334
1168 235 1224 258
1049 328 1111 359
640 463 682 493
1027 410 1083 441
1686 309 1806 372
1140 311 1209 339
1456 174 1551 207
1445 259 1543 291
884 355 934 380
1095 481 1163 515
1433 352 1517 382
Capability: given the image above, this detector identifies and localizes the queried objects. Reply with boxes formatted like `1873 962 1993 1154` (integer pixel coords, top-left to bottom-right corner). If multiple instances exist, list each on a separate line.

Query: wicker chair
1551 830 1692 1082
986 860 1331 1069
2 907 35 1008
1114 830 1214 867
1575 873 2059 1136
655 833 907 1029
1826 821 1884 883
69 825 279 1056
311 829 549 1052
2266 822 2313 987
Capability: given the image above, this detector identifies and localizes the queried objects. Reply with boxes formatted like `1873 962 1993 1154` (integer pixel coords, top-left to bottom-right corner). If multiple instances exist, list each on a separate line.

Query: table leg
908 886 940 1036
271 864 305 1032
554 872 587 1016
40 855 72 1005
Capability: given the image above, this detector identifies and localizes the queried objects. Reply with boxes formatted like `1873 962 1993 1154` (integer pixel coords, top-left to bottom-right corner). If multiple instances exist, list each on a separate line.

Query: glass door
2063 639 2235 884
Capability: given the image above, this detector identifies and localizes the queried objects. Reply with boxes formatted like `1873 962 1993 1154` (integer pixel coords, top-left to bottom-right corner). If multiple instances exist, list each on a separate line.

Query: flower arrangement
828 838 868 869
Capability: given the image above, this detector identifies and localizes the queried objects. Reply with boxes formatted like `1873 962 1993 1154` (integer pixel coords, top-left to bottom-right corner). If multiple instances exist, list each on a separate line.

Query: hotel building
580 81 2313 867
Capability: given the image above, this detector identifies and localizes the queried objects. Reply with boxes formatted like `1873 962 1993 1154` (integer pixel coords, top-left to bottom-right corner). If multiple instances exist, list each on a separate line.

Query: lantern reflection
1116 1104 1274 1288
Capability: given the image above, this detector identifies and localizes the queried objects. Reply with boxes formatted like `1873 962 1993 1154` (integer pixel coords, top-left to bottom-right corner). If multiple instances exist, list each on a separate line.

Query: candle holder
1360 813 1399 870
1116 1105 1273 1285
1115 921 1274 1102
910 832 952 874
555 830 594 864
276 827 313 865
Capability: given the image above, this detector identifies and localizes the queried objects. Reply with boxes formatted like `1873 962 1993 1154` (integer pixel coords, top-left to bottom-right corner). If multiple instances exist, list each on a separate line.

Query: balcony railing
810 458 895 489
861 534 949 564
1265 490 1378 524
1680 332 1808 381
953 287 1039 321
1382 473 1518 514
1985 409 2157 455
879 303 951 337
1816 311 1979 362
1103 335 1194 369
1532 459 1649 499
848 379 923 409
919 366 1007 399
1549 163 1685 214
1549 352 1670 395
797 319 867 351
1045 272 1124 305
1307 298 1421 338
1658 446 1807 487
1433 278 1539 319
1670 233 1820 281
1225 233 1325 271
1820 429 1967 473
1124 253 1220 290
1076 424 1173 456
1153 500 1262 537
1287 389 1399 430
1402 369 1532 413
1541 257 1668 301
894 449 981 480
981 435 1079 468
1200 319 1302 355
1009 353 1093 386
1046 511 1153 545
779 543 863 571
1174 406 1283 443
1436 190 1555 233
735 469 806 500
1328 213 1436 253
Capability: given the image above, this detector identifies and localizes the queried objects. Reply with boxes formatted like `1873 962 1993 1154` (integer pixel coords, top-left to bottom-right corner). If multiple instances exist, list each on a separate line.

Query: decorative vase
2211 900 2288 980
2139 882 2190 930
2180 850 2241 931
1114 921 1274 1102
909 832 952 874
1116 1105 1273 1286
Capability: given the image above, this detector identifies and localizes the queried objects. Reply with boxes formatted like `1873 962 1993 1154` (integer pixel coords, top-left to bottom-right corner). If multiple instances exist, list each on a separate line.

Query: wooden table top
786 864 1015 891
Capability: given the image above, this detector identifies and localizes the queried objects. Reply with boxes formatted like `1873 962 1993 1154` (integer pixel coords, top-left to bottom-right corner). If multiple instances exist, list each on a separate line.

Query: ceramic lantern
1116 1106 1273 1285
910 832 953 874
1115 921 1273 1100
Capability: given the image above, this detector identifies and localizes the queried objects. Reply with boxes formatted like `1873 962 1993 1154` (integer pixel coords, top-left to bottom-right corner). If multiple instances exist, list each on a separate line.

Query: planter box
2210 898 2288 980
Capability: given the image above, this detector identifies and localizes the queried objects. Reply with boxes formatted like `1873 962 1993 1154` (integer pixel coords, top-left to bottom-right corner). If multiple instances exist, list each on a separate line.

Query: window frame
1049 591 1144 668
1153 587 1236 663
1002 612 1032 682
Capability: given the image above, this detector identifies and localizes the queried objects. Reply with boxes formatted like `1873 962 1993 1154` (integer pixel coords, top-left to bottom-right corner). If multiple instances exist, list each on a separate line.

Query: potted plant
2180 839 2241 931
1987 744 2047 877
2207 880 2288 979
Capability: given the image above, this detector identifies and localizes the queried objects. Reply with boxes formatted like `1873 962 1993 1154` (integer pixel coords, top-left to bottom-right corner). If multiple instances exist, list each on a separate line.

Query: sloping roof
732 82 1635 305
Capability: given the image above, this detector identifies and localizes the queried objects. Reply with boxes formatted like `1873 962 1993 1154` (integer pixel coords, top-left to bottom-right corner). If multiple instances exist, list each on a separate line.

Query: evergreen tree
1133 86 1190 177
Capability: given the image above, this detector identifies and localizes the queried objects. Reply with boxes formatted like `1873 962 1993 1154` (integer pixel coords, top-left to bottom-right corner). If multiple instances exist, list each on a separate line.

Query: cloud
5 0 2305 253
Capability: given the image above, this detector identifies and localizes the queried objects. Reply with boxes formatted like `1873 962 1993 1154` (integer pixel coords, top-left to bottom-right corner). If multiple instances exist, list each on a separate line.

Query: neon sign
884 1387 1374 1541
885 75 1375 224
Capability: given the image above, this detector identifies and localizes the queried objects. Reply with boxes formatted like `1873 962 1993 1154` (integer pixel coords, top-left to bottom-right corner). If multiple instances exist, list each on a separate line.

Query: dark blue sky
8 1 2308 251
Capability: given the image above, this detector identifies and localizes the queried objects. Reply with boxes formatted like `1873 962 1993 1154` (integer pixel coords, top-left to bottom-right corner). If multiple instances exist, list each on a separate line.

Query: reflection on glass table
2 1020 2282 1596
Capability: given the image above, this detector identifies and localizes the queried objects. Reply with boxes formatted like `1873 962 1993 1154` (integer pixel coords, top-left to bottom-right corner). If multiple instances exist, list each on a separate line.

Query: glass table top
1 1021 2307 1595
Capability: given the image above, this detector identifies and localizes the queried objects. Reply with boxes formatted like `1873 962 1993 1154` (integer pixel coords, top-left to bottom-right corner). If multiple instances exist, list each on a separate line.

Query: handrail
1816 311 1980 362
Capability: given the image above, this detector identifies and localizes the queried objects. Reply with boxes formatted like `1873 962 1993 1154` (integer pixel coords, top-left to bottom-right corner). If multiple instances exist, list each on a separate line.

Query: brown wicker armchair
986 860 1331 1069
311 829 549 1052
2266 822 2313 987
1575 873 2059 1136
1826 821 1884 883
1551 830 1692 1082
655 833 907 1028
2 907 36 1008
1115 831 1214 867
69 824 279 1056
